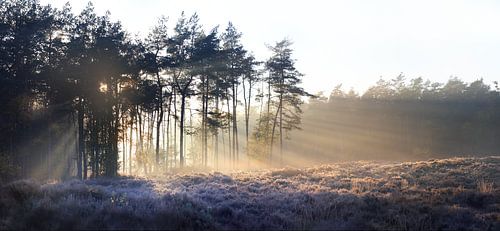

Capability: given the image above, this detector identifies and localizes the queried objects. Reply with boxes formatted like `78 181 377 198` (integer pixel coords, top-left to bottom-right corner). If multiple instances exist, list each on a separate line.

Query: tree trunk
122 116 126 174
279 93 283 167
77 103 84 180
226 91 232 167
215 97 219 170
155 72 163 171
270 98 282 166
201 78 206 166
266 77 272 161
165 96 171 172
204 82 209 167
128 114 133 175
179 94 186 167
243 78 252 166
156 103 163 171
173 93 177 168
232 84 239 164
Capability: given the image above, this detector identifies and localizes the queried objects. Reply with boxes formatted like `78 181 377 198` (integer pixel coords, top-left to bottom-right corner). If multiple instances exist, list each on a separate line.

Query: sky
40 0 500 94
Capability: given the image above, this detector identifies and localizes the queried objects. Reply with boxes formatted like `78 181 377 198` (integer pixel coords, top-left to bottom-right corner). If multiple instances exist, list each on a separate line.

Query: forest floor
1 156 499 230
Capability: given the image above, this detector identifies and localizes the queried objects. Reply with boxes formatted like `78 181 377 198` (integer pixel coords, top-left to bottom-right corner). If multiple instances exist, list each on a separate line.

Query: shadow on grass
1 157 499 230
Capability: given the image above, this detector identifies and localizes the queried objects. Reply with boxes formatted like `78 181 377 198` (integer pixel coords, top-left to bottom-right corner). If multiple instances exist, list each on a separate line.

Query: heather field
1 156 499 230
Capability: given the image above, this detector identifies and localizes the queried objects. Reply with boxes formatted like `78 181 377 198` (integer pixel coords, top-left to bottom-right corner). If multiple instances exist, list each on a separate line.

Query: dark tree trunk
165 96 171 172
270 98 281 166
77 101 85 180
155 72 163 171
226 91 232 166
179 94 186 167
128 113 134 175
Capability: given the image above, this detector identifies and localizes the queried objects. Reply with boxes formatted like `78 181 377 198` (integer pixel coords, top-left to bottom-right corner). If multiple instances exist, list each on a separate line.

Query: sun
99 82 108 93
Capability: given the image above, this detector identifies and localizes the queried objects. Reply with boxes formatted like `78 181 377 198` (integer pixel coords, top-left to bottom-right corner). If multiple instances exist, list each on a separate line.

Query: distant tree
442 77 467 100
363 78 395 100
329 84 345 101
465 79 490 100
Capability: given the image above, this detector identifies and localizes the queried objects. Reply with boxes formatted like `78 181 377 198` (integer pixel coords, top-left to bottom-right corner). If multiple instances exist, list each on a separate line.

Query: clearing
1 156 499 230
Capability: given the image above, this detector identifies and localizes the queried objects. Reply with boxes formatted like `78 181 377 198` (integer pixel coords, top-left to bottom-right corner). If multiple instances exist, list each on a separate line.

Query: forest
0 0 310 181
285 76 500 164
0 0 498 230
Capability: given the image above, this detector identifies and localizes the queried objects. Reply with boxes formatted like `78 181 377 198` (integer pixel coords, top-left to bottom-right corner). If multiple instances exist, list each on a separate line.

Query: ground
1 156 499 230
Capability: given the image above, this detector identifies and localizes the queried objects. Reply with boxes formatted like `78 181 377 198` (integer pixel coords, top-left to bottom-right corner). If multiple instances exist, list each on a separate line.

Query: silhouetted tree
265 39 309 166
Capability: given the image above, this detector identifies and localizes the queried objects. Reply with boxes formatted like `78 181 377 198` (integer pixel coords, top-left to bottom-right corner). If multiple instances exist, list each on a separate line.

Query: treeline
0 0 308 180
287 75 500 163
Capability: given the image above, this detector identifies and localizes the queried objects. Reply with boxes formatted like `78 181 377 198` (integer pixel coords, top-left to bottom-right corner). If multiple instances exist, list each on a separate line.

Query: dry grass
1 156 499 230
477 179 495 193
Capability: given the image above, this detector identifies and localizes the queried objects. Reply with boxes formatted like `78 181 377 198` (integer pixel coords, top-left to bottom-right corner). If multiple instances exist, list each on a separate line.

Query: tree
265 39 309 166
192 27 222 167
144 16 169 171
241 54 260 161
221 22 247 166
166 12 201 167
0 0 74 179
64 3 134 177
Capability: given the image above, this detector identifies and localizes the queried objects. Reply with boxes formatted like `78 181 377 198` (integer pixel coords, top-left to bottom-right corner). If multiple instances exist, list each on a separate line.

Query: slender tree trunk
111 102 120 176
91 118 97 177
138 108 145 174
47 117 52 179
242 80 248 158
156 102 163 172
258 81 264 126
226 91 232 167
162 117 166 169
232 84 239 164
77 102 84 180
266 77 272 162
201 78 206 166
188 107 194 165
128 114 133 175
279 93 283 167
155 71 163 171
148 112 155 174
243 78 252 166
222 121 226 168
122 116 126 174
179 94 186 167
204 82 209 167
173 93 178 168
215 97 219 170
165 96 171 172
270 98 281 165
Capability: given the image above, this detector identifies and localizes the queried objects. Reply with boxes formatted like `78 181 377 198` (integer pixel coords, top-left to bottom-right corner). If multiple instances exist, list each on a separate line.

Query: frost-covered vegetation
1 156 499 230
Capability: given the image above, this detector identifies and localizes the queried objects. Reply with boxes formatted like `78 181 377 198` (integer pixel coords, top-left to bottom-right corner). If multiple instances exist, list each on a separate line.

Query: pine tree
166 12 201 167
221 22 247 166
265 39 310 166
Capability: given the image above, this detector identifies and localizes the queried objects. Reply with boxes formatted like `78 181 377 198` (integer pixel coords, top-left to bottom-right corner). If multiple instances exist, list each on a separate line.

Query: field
1 156 499 230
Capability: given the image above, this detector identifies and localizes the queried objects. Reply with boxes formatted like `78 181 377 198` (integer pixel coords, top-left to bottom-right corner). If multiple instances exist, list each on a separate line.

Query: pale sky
41 0 500 94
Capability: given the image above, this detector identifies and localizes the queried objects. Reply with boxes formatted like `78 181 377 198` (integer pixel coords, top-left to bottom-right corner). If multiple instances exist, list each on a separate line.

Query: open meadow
1 156 499 230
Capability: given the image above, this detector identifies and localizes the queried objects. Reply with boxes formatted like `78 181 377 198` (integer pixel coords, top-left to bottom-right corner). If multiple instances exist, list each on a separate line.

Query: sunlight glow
99 82 108 93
